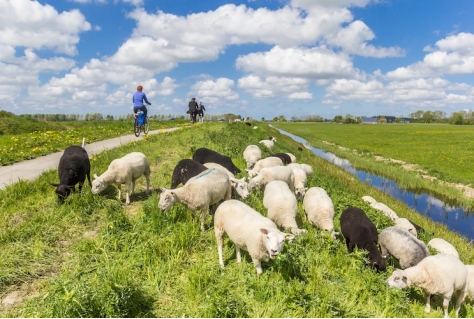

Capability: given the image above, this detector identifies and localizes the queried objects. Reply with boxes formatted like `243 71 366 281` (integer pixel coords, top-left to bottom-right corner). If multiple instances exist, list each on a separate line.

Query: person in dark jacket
188 97 198 124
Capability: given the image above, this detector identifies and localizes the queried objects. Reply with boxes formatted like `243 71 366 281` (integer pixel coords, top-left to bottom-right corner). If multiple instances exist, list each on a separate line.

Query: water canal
274 126 474 242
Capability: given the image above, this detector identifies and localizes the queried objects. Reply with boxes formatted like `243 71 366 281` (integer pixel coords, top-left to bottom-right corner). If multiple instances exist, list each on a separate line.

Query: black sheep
170 159 207 189
192 148 241 175
269 153 291 165
50 145 91 203
340 207 385 271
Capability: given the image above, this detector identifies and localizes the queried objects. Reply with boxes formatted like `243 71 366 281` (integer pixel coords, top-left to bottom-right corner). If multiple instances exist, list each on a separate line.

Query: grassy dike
0 122 473 317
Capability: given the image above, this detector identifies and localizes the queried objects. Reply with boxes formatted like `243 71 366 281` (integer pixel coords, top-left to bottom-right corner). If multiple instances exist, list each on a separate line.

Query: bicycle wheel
134 118 140 137
144 116 149 134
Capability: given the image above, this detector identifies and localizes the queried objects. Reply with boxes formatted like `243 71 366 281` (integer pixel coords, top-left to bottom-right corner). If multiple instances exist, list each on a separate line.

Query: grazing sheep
286 164 307 199
259 136 276 151
91 152 150 205
214 199 295 275
243 145 262 169
394 218 418 237
361 195 399 220
340 207 385 271
466 265 474 300
379 226 430 269
159 168 232 231
286 153 297 163
248 166 295 191
300 163 313 176
303 187 337 239
387 254 468 318
203 162 249 199
269 153 292 165
263 180 307 236
246 156 284 178
50 145 91 203
192 147 241 175
428 238 460 259
170 159 207 189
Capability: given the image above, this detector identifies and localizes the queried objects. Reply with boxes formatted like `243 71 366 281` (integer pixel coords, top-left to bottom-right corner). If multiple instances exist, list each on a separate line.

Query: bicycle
134 110 149 137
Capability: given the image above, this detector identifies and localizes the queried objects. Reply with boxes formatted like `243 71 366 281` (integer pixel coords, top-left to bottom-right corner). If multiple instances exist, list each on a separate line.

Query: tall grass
0 122 473 317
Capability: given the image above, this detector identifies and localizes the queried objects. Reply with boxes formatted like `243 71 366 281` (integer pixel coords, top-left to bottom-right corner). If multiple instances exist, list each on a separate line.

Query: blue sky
1 0 473 120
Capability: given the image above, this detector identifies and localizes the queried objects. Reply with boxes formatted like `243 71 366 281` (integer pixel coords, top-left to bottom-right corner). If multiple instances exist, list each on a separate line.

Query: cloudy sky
1 0 473 119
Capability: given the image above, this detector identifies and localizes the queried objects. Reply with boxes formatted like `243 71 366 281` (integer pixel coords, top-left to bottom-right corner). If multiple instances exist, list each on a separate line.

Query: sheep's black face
56 185 72 203
372 258 386 272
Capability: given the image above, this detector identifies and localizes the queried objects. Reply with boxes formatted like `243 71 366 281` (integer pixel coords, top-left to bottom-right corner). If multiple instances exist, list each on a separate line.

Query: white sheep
203 162 249 199
361 195 399 220
263 180 307 236
286 163 307 199
259 136 277 151
243 145 262 169
158 168 232 231
428 238 460 259
246 156 284 178
379 226 430 269
300 163 314 176
214 199 295 275
303 187 338 239
248 166 295 191
394 218 418 237
91 152 150 205
387 254 468 318
466 265 474 301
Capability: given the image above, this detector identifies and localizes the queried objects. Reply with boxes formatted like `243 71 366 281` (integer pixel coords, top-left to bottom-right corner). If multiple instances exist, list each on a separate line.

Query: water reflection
275 127 474 242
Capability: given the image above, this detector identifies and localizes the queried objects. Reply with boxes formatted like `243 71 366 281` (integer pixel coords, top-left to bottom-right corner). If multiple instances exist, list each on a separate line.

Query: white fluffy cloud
190 78 239 106
238 75 311 99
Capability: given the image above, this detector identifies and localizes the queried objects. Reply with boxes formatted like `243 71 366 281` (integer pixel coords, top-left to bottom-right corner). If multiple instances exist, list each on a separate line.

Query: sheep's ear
285 233 295 241
93 174 99 179
50 182 60 187
230 179 237 187
260 228 269 235
159 187 167 193
401 276 408 284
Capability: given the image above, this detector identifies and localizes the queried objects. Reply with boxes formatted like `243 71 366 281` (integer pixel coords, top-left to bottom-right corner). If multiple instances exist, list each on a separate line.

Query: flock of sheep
50 136 473 318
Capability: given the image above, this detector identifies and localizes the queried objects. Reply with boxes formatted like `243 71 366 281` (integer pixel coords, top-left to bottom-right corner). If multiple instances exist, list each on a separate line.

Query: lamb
286 163 307 199
248 166 295 191
303 187 337 239
192 147 241 175
394 218 418 237
269 153 292 165
170 159 207 189
428 238 460 259
246 156 284 178
379 226 430 269
263 180 307 236
214 199 295 275
91 152 150 205
340 207 385 271
387 254 468 318
361 195 399 220
259 136 277 151
50 145 91 203
243 145 262 169
203 162 249 199
159 168 232 231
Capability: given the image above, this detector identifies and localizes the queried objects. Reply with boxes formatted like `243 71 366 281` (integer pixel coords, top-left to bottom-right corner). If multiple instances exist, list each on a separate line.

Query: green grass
273 122 474 209
0 122 473 317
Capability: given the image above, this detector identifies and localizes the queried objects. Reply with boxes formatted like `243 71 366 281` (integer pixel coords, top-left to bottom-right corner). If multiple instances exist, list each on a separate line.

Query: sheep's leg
454 288 466 318
215 230 225 269
424 292 431 313
442 296 450 318
252 257 263 276
199 208 208 231
131 180 135 195
124 183 131 205
117 183 122 200
236 247 241 264
145 174 150 194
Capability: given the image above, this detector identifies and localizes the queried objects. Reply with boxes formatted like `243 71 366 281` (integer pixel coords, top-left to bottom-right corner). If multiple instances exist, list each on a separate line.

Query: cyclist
132 85 151 117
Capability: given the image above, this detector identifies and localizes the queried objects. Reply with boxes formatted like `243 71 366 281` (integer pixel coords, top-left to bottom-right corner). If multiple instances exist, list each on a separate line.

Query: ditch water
274 127 474 242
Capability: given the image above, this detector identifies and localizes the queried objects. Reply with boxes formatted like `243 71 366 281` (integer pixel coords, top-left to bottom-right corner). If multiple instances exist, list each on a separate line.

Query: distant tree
333 115 343 123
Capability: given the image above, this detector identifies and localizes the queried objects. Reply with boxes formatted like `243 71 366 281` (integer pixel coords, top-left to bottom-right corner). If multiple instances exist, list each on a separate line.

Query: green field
273 122 474 208
1 122 473 317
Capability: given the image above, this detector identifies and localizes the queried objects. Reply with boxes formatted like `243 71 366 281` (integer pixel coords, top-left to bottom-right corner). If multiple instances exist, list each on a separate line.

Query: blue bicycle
134 110 149 137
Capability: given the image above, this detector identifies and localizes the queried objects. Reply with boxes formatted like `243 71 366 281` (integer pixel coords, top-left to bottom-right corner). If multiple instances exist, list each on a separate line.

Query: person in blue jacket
132 85 151 116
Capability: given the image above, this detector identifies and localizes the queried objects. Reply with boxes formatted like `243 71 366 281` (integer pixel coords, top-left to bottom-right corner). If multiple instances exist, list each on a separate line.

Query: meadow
0 122 473 317
273 122 474 209
0 119 189 165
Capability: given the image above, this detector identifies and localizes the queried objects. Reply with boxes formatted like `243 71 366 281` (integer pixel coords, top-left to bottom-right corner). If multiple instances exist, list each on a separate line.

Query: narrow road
0 128 180 190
